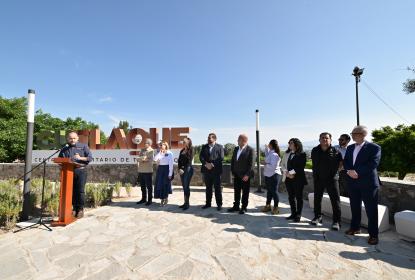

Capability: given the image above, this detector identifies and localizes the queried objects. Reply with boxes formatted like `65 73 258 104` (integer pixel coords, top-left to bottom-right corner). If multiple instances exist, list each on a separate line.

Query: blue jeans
180 166 193 197
265 174 281 207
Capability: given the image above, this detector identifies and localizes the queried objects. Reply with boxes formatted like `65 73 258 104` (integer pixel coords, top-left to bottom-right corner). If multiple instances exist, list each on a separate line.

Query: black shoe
179 204 185 209
294 216 301 222
145 201 152 206
311 216 323 226
286 214 296 220
217 205 222 211
227 207 239 213
182 204 189 210
136 199 146 204
239 208 246 215
201 205 211 209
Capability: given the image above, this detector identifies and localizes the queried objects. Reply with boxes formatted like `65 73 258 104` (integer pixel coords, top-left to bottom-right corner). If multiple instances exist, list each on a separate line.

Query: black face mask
69 142 77 147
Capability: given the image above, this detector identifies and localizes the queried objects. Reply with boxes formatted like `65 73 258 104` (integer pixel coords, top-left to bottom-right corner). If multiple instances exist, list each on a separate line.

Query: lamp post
255 109 263 193
352 66 364 126
21 89 36 220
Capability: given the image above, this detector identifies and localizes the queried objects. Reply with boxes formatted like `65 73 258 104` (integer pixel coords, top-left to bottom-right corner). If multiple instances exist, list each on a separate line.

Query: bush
85 182 113 208
114 181 122 198
0 180 23 229
124 183 132 197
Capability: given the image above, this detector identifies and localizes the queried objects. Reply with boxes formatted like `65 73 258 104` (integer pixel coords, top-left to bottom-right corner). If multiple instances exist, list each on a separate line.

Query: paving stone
0 185 414 280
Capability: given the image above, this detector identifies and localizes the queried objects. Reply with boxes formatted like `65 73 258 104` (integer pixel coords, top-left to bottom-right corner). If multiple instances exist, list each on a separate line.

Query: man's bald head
67 131 79 146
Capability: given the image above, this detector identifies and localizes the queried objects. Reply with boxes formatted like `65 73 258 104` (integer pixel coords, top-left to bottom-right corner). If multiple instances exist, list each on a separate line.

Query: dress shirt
353 141 366 166
154 151 174 177
236 145 247 160
264 148 282 177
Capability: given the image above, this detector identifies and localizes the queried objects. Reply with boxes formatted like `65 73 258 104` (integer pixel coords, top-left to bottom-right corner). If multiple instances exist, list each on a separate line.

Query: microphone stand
15 145 68 233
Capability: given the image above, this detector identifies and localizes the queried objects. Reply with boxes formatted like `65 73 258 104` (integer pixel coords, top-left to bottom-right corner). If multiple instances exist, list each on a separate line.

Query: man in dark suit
199 133 224 210
343 125 381 245
228 134 254 214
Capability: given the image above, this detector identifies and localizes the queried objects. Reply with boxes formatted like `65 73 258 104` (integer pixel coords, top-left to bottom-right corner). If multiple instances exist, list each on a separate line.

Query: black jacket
231 145 254 179
286 152 308 185
199 143 224 175
178 148 193 170
311 145 342 181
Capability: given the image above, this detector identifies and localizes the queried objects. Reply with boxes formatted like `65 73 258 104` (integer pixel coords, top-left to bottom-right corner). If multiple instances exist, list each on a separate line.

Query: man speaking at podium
58 131 92 218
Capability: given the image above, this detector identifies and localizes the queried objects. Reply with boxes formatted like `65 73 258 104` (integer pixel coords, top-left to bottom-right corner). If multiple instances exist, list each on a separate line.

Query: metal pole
355 76 360 126
22 89 36 220
255 109 263 193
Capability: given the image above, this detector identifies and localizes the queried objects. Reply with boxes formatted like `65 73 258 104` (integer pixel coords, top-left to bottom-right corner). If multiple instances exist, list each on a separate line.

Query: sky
1 0 414 146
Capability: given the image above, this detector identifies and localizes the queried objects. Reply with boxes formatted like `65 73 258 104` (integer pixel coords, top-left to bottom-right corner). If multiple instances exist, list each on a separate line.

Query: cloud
98 96 113 103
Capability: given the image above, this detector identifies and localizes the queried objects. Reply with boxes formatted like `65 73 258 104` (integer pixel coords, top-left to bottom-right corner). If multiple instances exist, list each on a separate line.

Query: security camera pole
21 89 36 221
352 66 364 126
255 109 263 193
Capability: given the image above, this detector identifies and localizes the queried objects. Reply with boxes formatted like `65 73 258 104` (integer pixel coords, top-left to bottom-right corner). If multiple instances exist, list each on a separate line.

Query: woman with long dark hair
178 137 194 210
262 139 282 215
284 138 308 222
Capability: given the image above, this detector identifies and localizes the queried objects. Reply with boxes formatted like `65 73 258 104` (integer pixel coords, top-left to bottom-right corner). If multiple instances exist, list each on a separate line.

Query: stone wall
1 163 414 222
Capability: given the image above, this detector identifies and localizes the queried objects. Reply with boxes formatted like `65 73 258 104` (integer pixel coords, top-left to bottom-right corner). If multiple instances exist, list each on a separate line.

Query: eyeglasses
350 132 363 136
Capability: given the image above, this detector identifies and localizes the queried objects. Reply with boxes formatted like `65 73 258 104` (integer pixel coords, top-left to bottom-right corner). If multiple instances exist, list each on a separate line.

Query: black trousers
73 168 87 211
338 170 349 197
349 185 379 238
233 176 251 209
285 178 304 217
314 178 341 223
203 173 222 206
139 172 153 202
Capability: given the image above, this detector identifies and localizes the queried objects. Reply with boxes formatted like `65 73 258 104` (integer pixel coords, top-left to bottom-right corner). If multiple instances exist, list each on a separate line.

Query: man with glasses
335 134 351 196
310 132 342 230
343 125 381 245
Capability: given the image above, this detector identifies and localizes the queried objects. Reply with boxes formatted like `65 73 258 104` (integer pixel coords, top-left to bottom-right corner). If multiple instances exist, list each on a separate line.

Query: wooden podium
51 158 78 226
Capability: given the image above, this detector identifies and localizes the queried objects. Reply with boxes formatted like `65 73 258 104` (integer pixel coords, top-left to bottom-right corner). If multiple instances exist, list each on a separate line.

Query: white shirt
209 143 215 153
352 141 365 165
335 145 347 159
236 145 247 160
264 149 282 177
154 150 174 177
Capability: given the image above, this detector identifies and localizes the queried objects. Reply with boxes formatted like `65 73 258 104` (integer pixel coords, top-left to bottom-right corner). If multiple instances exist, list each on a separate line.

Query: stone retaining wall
1 163 414 222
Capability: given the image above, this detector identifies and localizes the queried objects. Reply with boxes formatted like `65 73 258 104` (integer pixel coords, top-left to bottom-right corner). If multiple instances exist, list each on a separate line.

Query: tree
403 67 415 94
117 120 131 135
224 143 236 156
0 97 27 162
372 124 415 180
0 96 106 162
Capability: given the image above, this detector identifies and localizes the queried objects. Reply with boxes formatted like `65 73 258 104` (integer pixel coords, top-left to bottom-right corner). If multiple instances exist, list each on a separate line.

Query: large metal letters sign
32 127 190 164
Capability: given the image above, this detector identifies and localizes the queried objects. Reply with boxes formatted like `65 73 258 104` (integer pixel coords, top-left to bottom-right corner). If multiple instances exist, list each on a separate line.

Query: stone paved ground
1 186 415 280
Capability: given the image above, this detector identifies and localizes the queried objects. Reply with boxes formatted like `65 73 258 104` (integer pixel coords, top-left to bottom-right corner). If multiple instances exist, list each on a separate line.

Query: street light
22 89 36 220
352 66 364 126
255 109 263 193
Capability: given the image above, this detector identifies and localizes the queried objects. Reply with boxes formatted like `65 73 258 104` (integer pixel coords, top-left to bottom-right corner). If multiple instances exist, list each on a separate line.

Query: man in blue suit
343 125 381 245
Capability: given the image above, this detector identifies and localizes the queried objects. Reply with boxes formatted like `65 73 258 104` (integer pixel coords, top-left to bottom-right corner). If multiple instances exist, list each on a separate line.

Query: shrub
124 183 132 197
0 180 23 229
85 182 113 208
114 181 122 198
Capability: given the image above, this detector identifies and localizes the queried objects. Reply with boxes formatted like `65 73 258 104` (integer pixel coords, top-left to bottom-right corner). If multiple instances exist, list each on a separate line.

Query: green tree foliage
0 97 27 162
117 120 131 135
403 67 415 94
0 96 106 162
372 124 415 180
